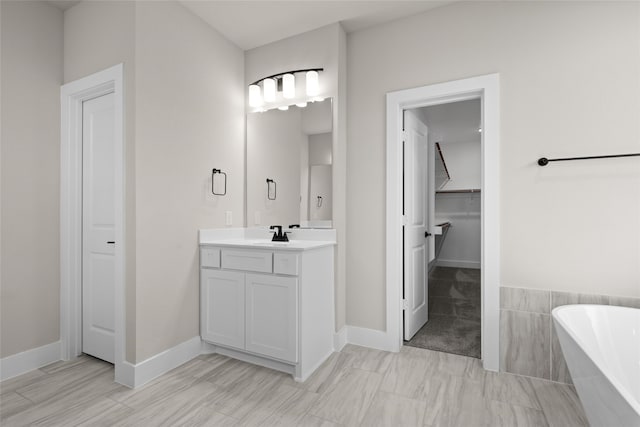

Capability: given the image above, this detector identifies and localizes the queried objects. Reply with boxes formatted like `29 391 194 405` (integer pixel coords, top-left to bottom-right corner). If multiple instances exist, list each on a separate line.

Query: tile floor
0 344 588 426
405 267 482 358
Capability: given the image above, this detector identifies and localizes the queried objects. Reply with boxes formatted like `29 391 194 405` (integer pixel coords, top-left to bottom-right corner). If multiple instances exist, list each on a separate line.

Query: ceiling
419 99 482 144
179 1 452 50
47 1 452 51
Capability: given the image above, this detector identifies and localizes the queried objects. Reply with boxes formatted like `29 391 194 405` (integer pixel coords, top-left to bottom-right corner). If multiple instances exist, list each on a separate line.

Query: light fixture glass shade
249 84 262 108
263 78 276 102
283 73 295 99
306 70 319 96
277 105 289 111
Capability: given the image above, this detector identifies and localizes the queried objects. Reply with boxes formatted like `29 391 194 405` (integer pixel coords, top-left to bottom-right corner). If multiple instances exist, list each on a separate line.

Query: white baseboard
437 259 481 269
295 349 333 383
346 326 396 352
333 327 348 351
214 345 295 376
200 341 217 354
126 336 202 388
0 341 61 381
2 326 411 387
115 360 135 388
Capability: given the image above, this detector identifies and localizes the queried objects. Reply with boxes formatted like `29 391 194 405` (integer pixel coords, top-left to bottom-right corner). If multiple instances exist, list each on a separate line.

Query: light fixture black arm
249 68 324 86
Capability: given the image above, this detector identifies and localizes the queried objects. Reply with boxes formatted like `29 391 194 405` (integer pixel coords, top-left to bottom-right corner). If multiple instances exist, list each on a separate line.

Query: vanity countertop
199 238 334 251
199 228 336 251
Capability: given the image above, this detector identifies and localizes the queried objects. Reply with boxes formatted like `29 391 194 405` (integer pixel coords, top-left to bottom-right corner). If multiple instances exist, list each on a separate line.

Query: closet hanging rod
538 153 640 166
436 189 481 194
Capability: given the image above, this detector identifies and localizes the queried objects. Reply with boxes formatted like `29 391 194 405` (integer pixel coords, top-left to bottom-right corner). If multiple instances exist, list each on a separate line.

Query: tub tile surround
500 286 640 384
500 309 551 379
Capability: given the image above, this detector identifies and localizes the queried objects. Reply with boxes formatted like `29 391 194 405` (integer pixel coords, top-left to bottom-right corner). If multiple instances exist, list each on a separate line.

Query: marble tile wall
499 286 640 384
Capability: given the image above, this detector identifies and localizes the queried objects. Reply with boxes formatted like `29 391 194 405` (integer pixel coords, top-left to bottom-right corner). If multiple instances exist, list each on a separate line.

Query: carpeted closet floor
405 266 481 358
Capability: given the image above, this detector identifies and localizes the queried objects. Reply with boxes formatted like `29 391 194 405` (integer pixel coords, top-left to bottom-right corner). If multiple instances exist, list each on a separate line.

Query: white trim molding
122 337 202 388
60 64 126 382
0 341 62 381
333 327 348 351
346 326 397 352
386 74 501 372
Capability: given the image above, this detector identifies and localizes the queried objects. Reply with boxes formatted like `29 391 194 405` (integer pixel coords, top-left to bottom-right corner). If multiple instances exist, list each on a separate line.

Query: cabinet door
201 269 245 350
245 273 298 363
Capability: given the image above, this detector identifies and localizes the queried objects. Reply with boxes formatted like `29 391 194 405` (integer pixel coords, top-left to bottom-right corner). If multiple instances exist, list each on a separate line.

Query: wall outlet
225 211 232 226
254 211 261 225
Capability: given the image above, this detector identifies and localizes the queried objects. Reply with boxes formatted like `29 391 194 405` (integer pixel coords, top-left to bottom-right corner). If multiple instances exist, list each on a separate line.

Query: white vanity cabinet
245 273 298 362
199 243 334 381
200 269 245 350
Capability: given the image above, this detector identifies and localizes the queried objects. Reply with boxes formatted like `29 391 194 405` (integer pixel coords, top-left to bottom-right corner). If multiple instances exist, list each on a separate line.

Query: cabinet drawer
274 253 300 276
200 247 220 268
222 250 272 273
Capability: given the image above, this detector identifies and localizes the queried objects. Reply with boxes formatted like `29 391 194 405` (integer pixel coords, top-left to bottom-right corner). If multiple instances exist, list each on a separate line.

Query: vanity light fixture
263 78 276 103
306 70 319 96
248 68 323 110
283 73 295 99
249 84 262 108
278 106 289 111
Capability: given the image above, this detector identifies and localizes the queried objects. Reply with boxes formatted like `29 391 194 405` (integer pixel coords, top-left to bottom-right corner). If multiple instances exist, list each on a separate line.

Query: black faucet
270 225 290 242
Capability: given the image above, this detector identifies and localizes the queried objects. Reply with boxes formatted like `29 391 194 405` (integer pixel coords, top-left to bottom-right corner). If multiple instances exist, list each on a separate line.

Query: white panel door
403 110 430 340
82 92 116 363
245 273 298 363
201 269 246 349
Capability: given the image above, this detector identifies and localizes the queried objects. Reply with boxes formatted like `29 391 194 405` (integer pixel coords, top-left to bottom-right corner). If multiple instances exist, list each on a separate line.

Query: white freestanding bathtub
552 305 640 427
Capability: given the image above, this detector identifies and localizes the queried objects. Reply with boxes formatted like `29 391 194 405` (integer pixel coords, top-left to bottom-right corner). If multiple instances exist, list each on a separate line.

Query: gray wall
4 0 245 364
347 1 640 331
133 1 245 363
1 1 63 358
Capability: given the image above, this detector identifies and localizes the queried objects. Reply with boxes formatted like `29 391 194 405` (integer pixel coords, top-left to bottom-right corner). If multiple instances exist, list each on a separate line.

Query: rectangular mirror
247 99 333 228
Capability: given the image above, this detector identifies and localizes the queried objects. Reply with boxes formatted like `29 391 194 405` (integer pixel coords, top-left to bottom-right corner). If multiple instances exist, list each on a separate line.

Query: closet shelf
436 189 481 194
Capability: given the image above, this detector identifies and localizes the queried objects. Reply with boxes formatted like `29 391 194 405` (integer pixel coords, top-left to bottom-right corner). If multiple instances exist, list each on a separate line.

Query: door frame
60 64 126 381
386 74 500 371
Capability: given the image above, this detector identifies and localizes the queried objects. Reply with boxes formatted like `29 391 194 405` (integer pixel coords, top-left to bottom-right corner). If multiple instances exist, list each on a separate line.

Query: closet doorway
403 99 482 358
385 74 500 371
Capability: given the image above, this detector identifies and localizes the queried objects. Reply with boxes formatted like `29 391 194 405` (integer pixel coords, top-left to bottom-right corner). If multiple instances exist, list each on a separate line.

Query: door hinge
402 299 408 310
402 215 407 226
402 130 408 141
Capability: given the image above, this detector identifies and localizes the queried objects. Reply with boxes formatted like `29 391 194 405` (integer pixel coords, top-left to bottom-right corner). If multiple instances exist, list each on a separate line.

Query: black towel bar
538 153 640 166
